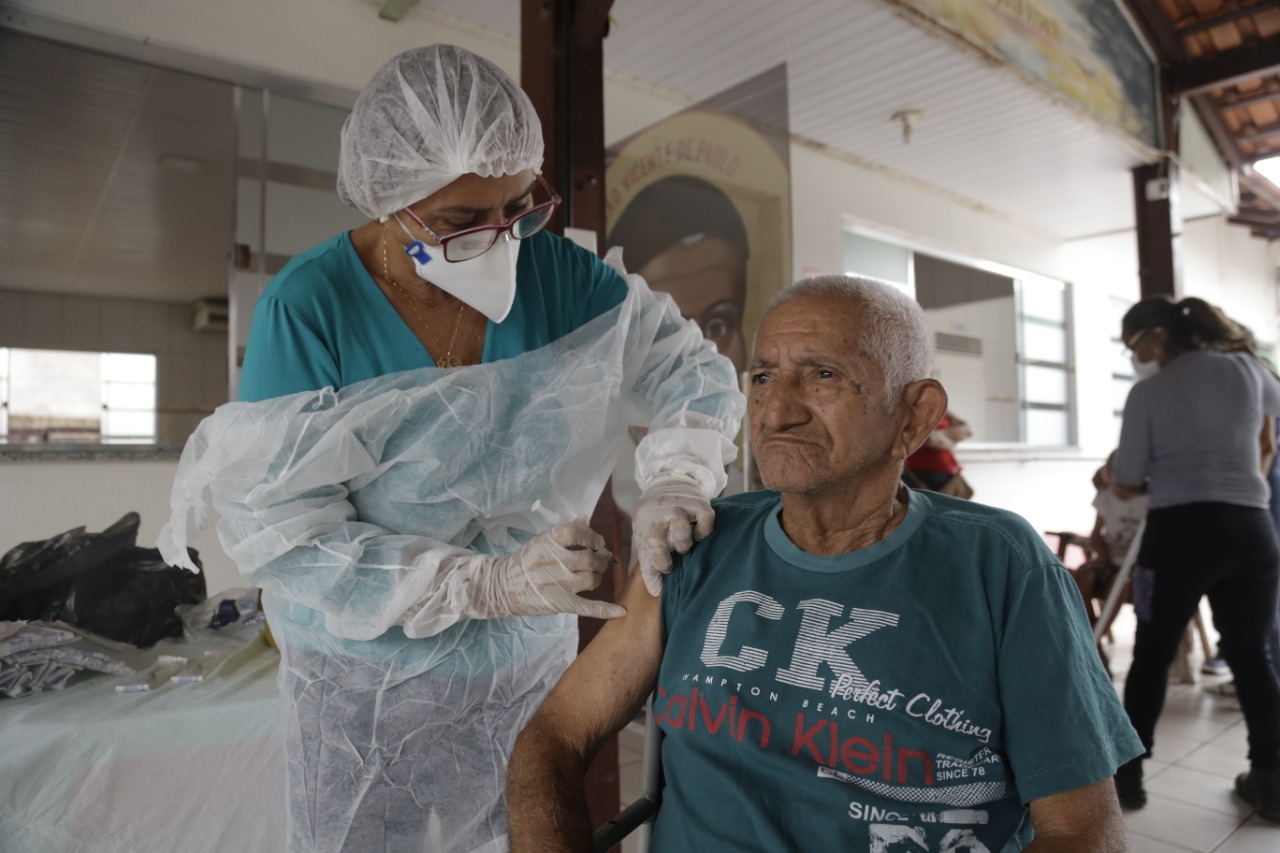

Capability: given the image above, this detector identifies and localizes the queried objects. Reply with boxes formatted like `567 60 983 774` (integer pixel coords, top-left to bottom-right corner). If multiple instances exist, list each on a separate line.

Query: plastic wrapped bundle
0 622 134 698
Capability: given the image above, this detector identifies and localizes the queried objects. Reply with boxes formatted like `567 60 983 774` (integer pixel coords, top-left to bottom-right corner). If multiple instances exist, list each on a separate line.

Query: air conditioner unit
935 331 982 356
192 297 229 332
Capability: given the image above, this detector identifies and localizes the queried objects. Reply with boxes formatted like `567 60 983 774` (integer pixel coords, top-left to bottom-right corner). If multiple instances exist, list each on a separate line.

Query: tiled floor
613 603 1280 851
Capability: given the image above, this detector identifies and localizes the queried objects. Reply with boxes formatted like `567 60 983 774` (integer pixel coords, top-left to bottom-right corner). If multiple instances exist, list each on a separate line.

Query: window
844 230 1073 446
1019 278 1072 446
0 348 157 444
1107 297 1136 444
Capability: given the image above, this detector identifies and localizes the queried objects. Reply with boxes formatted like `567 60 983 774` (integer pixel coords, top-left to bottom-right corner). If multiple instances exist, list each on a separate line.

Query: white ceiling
0 31 235 303
0 0 1232 304
422 0 1184 240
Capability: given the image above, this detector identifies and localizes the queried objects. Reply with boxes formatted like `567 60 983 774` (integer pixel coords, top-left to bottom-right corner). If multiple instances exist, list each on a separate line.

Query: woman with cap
161 44 743 852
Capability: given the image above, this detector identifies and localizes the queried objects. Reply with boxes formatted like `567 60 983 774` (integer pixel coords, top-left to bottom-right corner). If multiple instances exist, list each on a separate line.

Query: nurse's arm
508 567 664 852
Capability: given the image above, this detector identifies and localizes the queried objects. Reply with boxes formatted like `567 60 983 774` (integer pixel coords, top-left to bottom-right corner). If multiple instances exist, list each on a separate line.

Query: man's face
749 294 903 495
638 235 747 374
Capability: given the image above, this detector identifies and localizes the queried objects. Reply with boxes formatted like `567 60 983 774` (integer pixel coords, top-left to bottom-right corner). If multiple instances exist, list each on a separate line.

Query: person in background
1086 452 1147 577
1073 451 1148 676
1209 394 1280 695
160 45 744 853
1111 295 1280 821
904 408 973 497
507 275 1140 852
1268 415 1280 684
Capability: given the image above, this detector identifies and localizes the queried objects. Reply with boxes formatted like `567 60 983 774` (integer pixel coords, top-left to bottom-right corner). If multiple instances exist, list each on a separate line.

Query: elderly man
507 275 1142 852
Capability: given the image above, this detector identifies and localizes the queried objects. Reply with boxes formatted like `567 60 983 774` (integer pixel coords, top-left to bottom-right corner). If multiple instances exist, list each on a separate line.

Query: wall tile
99 299 140 353
166 354 204 408
158 412 203 447
200 328 229 360
62 298 103 351
22 293 65 350
155 349 172 404
169 305 202 356
0 290 25 347
202 354 229 406
133 302 172 355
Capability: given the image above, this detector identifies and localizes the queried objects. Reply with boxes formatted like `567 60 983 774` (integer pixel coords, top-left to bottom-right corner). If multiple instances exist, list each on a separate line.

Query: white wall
790 145 1070 283
0 459 240 596
925 297 1020 443
1183 216 1280 342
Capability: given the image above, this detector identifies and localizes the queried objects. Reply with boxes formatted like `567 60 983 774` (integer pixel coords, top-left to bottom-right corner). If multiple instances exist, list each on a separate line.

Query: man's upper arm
507 561 667 852
1026 778 1127 851
521 565 666 759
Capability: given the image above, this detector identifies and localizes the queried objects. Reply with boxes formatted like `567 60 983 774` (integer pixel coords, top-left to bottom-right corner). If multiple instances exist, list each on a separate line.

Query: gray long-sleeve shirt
1114 349 1280 510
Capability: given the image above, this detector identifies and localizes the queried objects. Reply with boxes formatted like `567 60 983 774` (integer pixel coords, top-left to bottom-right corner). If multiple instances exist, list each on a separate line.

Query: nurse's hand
463 519 627 620
633 471 713 597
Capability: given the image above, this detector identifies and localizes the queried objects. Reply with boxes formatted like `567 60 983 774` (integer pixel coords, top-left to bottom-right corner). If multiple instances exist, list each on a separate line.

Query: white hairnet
337 44 544 218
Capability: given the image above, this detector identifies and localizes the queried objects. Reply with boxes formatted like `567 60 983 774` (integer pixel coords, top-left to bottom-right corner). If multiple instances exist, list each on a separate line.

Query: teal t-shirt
239 230 628 401
654 488 1142 852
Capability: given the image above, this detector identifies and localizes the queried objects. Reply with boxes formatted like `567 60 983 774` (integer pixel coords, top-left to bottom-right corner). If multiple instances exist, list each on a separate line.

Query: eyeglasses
1124 328 1154 352
400 176 561 262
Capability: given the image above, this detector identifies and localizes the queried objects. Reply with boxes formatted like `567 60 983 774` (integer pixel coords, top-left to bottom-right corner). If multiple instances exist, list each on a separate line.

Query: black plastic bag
0 512 142 597
0 513 207 647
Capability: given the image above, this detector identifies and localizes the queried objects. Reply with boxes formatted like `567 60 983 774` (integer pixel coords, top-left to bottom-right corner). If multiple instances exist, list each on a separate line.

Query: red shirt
906 416 961 475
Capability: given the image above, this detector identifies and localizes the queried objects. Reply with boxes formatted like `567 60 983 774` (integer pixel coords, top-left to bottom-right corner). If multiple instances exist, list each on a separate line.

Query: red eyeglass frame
400 175 562 262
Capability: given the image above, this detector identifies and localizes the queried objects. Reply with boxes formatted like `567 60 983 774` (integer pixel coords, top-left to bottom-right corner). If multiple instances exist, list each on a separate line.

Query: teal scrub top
239 230 628 402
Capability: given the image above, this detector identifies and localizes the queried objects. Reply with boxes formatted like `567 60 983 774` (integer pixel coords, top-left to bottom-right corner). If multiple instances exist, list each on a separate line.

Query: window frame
843 222 1076 449
0 347 158 446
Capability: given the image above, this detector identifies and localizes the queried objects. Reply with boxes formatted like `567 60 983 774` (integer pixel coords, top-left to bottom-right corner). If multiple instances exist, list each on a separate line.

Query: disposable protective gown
158 253 744 852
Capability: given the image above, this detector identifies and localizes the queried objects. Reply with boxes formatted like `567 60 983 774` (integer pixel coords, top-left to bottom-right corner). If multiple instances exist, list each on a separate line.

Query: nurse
161 44 743 852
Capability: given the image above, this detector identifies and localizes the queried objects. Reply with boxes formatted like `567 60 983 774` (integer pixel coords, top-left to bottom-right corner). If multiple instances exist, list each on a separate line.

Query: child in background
1075 452 1147 614
904 409 973 497
1084 453 1203 684
1073 453 1167 679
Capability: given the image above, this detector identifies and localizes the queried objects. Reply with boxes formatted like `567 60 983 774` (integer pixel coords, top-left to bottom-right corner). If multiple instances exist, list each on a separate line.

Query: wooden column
1131 156 1183 299
521 0 622 840
1131 54 1182 300
521 0 612 248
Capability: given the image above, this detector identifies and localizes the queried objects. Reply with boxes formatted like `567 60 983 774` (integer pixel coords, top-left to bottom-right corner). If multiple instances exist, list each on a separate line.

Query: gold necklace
382 233 466 369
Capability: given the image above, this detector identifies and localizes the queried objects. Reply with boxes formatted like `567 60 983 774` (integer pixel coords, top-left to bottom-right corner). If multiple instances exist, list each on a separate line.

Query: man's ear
895 379 948 461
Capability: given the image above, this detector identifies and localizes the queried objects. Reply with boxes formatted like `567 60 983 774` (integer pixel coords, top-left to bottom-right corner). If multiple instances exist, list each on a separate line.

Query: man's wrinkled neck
777 472 909 556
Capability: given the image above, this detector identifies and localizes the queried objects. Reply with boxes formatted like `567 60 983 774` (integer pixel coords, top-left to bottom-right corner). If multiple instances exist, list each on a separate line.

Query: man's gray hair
763 274 934 404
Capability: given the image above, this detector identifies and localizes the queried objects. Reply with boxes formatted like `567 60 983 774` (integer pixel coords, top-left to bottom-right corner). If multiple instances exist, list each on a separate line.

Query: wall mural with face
605 88 792 502
609 175 749 375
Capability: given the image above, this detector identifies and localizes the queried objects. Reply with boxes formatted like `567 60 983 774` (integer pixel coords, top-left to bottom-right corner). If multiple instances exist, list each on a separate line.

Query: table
0 627 285 853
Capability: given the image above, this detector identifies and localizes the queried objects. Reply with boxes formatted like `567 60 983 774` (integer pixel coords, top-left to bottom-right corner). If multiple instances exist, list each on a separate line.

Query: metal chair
591 698 662 853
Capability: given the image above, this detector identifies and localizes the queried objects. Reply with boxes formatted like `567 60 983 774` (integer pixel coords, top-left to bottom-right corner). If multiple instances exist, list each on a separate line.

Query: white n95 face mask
1131 353 1160 380
394 218 522 324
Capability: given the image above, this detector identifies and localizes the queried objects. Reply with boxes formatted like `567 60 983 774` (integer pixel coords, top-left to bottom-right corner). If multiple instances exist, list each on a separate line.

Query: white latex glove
462 518 627 620
633 471 714 597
